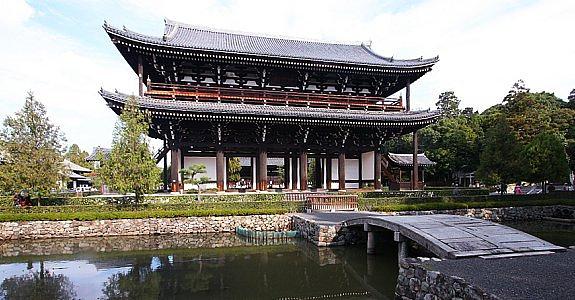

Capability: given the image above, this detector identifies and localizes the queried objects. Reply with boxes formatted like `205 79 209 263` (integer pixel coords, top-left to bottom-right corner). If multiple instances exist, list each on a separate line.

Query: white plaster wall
362 151 374 180
183 156 217 190
331 158 360 189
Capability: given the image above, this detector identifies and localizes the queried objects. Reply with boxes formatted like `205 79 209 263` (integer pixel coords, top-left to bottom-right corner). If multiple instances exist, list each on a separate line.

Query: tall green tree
435 91 461 118
420 115 482 185
64 144 90 168
522 132 570 184
476 116 524 186
0 92 65 198
100 96 158 203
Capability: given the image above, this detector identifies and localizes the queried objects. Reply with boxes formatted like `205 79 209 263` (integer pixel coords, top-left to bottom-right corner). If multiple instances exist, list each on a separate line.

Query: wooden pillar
137 55 144 97
170 148 180 191
291 156 299 190
251 157 256 190
405 79 411 112
257 148 268 191
338 152 346 191
284 157 290 189
326 157 332 190
216 150 225 192
299 151 308 191
412 131 419 190
358 154 363 188
315 157 323 189
163 152 168 191
374 150 382 191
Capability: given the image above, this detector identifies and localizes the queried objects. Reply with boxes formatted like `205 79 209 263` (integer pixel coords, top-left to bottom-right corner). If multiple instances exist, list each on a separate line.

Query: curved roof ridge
163 18 366 46
361 44 439 64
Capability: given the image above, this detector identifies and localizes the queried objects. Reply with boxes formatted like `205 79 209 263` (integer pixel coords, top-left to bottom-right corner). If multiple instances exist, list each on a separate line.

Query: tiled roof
63 159 91 173
387 152 436 167
86 147 111 161
99 89 440 123
103 19 438 68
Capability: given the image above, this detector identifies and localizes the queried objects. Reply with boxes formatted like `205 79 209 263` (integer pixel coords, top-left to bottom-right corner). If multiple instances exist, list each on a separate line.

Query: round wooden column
338 152 346 191
257 148 268 191
299 151 308 191
291 156 299 190
412 131 419 190
374 151 382 191
283 157 290 189
216 150 225 192
170 148 181 192
326 157 332 190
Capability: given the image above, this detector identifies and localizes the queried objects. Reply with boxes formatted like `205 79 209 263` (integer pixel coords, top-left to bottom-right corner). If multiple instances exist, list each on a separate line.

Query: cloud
1 0 574 153
0 0 135 152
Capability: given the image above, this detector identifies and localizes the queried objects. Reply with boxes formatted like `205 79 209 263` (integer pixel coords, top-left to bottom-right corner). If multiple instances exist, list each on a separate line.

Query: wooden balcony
146 83 404 111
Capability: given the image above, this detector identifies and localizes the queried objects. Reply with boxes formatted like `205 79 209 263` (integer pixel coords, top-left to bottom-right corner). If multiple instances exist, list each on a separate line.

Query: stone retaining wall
0 214 291 240
396 257 499 300
291 215 364 247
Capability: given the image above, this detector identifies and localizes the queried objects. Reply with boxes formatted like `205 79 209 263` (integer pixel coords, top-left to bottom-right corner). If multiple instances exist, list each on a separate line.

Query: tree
180 163 210 200
420 115 482 185
100 96 158 203
0 92 65 199
522 132 570 184
227 157 242 184
476 116 525 187
1 261 76 300
64 144 90 168
435 91 461 118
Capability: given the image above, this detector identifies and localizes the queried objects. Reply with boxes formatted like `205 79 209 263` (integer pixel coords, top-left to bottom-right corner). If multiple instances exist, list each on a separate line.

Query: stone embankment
0 214 291 240
395 257 499 300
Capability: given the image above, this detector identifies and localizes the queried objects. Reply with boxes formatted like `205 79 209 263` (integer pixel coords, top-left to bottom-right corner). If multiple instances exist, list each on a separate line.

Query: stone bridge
294 212 565 259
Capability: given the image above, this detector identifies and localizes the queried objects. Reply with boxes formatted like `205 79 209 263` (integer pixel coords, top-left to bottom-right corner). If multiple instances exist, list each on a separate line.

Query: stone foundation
396 257 499 300
291 215 365 247
0 214 291 240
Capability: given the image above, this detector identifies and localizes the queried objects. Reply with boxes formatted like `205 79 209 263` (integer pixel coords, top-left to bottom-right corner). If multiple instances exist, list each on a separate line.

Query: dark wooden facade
101 20 439 191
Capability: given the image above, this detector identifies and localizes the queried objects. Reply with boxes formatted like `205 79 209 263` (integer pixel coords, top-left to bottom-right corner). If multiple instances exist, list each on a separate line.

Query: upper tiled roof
103 19 438 68
387 152 436 167
99 89 440 123
63 159 92 173
86 147 111 161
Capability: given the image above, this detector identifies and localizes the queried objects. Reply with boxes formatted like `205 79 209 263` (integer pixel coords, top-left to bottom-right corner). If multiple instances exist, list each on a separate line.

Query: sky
1 0 574 153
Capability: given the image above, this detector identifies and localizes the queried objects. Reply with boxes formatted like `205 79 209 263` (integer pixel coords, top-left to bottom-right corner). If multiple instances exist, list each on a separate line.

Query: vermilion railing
146 83 403 111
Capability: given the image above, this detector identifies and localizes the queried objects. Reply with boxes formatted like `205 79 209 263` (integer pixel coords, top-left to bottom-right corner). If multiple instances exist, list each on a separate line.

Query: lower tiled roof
99 90 439 124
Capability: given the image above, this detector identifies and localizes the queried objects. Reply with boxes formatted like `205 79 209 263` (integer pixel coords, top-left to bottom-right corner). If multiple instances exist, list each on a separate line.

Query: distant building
62 159 92 190
383 153 436 190
86 146 111 169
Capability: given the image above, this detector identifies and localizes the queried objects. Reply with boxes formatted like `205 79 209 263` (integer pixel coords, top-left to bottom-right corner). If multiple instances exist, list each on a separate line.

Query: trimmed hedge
368 198 575 212
0 208 292 222
0 201 305 214
359 188 489 198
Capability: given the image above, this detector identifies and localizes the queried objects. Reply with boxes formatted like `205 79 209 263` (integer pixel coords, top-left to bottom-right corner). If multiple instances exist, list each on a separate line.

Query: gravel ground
427 249 575 300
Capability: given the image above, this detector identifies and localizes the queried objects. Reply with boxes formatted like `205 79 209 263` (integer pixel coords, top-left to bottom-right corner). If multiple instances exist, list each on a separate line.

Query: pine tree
0 92 66 199
100 96 158 203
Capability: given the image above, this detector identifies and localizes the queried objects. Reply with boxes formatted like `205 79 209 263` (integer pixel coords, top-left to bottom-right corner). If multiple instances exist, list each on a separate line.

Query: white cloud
1 0 574 152
0 0 135 152
0 0 35 27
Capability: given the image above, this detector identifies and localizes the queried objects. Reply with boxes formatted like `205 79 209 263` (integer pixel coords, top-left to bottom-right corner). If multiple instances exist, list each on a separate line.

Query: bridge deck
295 212 565 259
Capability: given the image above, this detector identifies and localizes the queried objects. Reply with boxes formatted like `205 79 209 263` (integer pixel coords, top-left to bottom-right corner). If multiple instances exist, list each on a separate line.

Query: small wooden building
383 153 436 190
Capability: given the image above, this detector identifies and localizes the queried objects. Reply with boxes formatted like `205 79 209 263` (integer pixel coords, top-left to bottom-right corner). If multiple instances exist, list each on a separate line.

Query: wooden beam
138 55 144 97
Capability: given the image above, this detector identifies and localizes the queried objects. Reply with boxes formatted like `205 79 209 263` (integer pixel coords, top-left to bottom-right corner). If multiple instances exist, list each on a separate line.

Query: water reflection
0 234 399 299
1 261 76 300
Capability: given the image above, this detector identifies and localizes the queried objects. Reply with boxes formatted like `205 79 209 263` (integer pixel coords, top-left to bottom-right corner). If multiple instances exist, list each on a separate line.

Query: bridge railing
305 195 358 212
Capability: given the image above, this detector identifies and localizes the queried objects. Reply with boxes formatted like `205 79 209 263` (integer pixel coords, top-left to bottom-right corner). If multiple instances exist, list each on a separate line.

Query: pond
0 219 572 299
0 233 401 300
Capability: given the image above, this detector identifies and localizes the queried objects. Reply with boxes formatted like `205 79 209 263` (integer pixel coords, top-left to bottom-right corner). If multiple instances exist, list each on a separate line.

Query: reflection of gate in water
235 227 299 246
